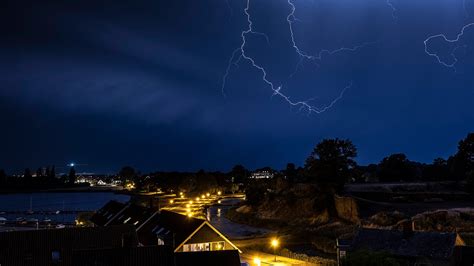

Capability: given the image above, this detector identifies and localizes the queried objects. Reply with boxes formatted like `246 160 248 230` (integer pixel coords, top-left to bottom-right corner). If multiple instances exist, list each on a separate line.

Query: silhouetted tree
283 163 297 183
378 154 416 182
304 138 357 191
23 168 32 184
449 133 474 180
0 169 6 185
229 165 249 184
422 158 448 181
49 165 56 180
36 168 43 178
119 166 136 182
68 167 76 185
466 171 474 194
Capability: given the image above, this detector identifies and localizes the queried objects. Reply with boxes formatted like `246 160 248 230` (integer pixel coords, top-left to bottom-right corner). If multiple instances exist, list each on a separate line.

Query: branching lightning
424 22 474 69
386 0 397 20
222 0 377 114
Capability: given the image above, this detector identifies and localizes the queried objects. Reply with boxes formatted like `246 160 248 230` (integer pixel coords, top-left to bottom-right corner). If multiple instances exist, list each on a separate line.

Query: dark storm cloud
1 0 474 173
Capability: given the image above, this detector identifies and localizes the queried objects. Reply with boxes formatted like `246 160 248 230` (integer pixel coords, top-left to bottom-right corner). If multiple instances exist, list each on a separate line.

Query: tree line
1 133 473 193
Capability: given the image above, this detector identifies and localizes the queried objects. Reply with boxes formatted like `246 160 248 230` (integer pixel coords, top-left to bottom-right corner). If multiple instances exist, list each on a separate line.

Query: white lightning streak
286 0 376 61
386 0 397 20
222 0 352 114
424 22 474 69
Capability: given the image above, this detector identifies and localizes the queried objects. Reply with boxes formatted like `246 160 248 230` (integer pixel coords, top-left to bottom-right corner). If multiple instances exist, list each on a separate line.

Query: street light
271 238 279 262
217 191 222 196
253 257 261 266
206 193 210 197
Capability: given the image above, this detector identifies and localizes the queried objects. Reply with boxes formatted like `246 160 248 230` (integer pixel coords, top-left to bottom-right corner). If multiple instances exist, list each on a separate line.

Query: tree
36 168 43 178
23 168 32 183
378 154 416 182
68 167 76 185
304 138 357 191
0 169 6 185
118 166 136 182
229 165 249 184
449 133 474 180
49 166 56 180
466 171 474 194
422 158 448 181
283 163 297 183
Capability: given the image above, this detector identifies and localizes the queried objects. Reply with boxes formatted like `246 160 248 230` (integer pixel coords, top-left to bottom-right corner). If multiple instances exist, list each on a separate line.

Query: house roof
106 203 156 228
72 246 175 266
351 228 458 260
0 225 138 266
90 200 128 226
137 210 205 247
72 247 241 266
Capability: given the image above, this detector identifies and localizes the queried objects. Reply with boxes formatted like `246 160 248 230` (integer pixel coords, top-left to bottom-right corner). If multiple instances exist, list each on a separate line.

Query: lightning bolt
424 22 474 69
222 0 374 114
386 0 397 20
286 0 376 62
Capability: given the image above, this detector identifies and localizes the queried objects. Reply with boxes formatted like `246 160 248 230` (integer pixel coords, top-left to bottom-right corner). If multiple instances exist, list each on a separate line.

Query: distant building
337 225 467 266
249 170 274 179
91 201 241 254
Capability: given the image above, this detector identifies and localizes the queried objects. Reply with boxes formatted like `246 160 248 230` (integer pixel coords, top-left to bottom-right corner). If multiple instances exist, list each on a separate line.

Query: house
249 170 274 179
136 209 241 253
91 201 242 253
337 226 467 266
0 224 241 266
0 225 138 266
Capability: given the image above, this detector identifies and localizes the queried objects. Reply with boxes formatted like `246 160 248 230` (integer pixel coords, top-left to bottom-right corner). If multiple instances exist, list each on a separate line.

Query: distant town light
206 193 210 197
189 200 193 204
196 197 200 201
201 195 205 199
217 200 221 204
180 195 184 198
169 200 174 204
217 191 222 196
187 213 193 217
186 204 190 208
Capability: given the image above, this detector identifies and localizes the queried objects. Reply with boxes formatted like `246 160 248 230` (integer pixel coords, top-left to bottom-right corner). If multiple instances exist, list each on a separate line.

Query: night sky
1 0 474 174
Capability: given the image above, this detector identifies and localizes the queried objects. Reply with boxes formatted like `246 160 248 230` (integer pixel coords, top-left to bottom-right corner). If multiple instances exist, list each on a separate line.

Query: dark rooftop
137 210 205 246
351 228 458 260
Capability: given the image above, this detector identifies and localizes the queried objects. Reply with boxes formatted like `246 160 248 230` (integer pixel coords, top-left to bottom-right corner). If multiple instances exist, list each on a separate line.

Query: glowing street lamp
169 199 174 204
217 191 222 196
206 193 210 197
271 238 279 262
253 257 261 266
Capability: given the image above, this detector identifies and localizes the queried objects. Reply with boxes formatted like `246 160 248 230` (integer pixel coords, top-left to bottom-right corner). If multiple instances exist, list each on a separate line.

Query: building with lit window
91 201 241 254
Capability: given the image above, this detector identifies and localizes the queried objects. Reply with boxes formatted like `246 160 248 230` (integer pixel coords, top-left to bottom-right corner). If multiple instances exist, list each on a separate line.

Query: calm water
0 192 129 223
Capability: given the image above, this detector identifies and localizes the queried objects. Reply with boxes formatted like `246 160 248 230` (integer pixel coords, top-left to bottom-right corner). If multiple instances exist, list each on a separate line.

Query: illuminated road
240 250 318 266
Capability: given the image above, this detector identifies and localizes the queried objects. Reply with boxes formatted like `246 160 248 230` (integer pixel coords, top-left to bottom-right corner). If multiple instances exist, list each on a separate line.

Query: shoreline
0 186 125 195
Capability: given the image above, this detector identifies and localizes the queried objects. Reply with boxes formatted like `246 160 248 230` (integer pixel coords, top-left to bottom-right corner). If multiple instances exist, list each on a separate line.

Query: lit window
52 251 61 264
